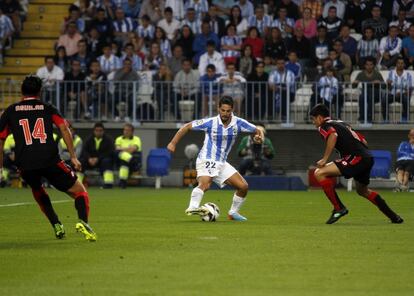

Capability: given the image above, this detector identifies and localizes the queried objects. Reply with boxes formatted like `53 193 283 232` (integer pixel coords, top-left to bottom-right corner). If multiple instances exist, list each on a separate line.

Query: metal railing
1 80 414 125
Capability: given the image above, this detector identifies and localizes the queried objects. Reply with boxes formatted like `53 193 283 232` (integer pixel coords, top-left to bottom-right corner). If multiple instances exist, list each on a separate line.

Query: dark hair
164 7 173 14
45 55 55 63
182 58 192 64
206 64 216 71
328 6 337 11
141 14 150 22
94 122 105 129
219 96 234 108
226 62 236 68
229 5 242 25
317 25 327 31
206 40 216 47
97 8 105 13
309 104 330 118
124 123 134 131
247 26 260 38
397 56 405 64
364 56 376 65
71 59 81 65
69 4 80 13
124 43 134 49
21 75 42 97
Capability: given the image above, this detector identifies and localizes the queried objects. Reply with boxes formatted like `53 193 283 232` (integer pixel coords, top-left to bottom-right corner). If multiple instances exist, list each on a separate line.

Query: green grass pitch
0 187 413 296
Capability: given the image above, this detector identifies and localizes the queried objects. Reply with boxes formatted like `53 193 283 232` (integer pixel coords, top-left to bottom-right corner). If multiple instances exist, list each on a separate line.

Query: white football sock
229 194 245 214
188 187 204 209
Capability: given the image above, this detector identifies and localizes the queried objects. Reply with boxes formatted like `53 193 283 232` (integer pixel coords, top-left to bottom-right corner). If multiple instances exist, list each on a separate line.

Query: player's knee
356 186 368 197
239 181 249 193
314 168 324 180
198 183 211 192
68 180 86 196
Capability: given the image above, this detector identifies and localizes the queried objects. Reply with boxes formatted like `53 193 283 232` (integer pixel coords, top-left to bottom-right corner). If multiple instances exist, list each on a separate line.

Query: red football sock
32 187 60 225
366 191 378 205
74 191 90 223
319 178 345 211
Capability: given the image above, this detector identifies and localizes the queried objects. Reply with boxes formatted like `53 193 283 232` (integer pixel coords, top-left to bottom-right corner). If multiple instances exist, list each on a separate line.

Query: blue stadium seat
146 148 171 177
370 150 392 179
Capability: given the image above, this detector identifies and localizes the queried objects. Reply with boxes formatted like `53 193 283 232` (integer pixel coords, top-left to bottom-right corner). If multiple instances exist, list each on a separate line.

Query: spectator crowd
3 1 414 122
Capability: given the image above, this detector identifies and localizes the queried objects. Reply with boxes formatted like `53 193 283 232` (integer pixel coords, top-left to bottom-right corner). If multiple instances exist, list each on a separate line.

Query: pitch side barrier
1 79 414 126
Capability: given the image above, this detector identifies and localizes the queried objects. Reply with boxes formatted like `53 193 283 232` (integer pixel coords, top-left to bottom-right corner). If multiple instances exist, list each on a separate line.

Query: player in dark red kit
0 75 97 241
310 104 404 224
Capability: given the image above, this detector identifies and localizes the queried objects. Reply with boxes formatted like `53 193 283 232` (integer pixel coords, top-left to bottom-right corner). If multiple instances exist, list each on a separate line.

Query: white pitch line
0 200 71 208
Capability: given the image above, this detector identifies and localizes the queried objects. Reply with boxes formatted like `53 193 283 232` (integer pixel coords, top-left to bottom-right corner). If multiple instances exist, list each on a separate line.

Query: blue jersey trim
215 123 223 161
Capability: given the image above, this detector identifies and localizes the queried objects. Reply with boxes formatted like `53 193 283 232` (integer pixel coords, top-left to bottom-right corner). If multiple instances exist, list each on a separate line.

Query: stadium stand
1 0 414 124
3 1 414 189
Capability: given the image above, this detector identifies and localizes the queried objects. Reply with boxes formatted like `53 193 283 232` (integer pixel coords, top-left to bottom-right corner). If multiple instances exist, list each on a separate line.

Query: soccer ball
201 202 220 222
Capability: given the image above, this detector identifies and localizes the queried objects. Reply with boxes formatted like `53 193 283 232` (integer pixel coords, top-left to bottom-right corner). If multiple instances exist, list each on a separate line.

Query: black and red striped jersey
318 118 371 158
0 97 66 170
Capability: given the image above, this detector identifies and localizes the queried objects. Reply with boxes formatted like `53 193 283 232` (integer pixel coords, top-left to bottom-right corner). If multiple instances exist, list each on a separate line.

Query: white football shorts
196 159 237 188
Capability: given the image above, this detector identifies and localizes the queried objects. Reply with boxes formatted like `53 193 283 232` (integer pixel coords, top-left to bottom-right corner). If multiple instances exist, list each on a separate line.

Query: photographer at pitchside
237 125 274 175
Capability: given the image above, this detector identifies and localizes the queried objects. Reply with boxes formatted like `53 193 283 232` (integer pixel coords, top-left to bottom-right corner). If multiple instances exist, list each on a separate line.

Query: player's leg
224 172 249 221
185 176 213 216
355 181 404 224
47 161 97 241
314 162 348 224
66 181 97 241
20 170 64 238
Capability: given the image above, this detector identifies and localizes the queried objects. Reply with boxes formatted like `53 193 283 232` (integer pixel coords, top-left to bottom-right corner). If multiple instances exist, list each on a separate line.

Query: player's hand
167 142 176 153
316 158 327 168
71 157 82 171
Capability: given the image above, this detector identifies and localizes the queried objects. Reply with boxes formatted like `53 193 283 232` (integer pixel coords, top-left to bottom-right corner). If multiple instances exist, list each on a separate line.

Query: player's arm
59 123 81 171
0 139 4 181
317 133 338 168
167 122 192 153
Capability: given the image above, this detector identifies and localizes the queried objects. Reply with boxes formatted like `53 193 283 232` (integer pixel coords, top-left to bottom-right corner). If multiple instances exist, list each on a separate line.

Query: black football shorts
334 156 374 185
20 161 77 192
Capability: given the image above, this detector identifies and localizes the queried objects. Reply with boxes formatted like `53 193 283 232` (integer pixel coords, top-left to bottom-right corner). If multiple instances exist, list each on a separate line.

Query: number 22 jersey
0 98 66 170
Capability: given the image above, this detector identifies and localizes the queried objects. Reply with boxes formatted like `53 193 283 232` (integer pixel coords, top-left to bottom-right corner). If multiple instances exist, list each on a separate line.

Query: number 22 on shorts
205 161 216 169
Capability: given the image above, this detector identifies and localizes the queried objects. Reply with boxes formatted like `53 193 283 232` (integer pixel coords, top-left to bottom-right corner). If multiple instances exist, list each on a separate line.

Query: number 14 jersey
0 97 66 170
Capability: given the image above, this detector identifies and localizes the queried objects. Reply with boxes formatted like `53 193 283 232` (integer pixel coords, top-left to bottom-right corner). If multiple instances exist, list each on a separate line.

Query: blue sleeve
192 36 203 53
402 38 408 49
237 118 256 133
397 142 408 159
192 118 211 131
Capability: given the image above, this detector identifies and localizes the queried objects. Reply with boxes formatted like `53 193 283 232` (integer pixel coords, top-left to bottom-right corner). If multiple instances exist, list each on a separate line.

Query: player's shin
74 191 90 223
366 191 402 222
229 194 245 214
319 178 346 211
188 187 204 209
32 188 61 225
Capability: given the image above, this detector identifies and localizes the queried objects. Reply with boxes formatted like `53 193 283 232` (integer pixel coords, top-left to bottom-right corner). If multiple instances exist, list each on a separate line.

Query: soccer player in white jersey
167 96 264 221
